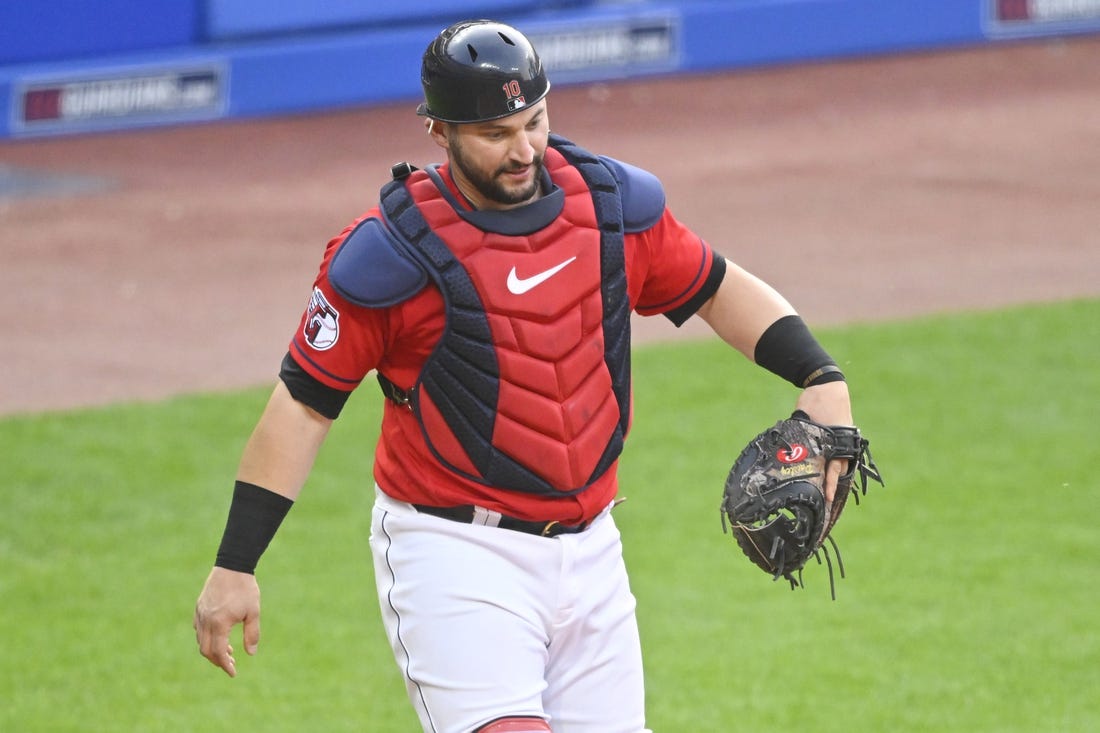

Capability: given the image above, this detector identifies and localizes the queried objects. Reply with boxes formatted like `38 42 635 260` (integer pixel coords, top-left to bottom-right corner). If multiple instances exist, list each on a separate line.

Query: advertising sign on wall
13 64 227 136
986 0 1100 36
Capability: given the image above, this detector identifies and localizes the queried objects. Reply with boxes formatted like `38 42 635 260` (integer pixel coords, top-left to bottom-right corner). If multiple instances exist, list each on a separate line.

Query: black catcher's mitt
720 411 883 597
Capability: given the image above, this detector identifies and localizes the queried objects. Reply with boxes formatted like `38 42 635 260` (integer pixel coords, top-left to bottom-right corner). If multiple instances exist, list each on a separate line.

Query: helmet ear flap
418 20 550 124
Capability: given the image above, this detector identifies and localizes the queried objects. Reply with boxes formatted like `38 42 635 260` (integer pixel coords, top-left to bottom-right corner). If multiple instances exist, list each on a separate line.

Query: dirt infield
2 36 1098 416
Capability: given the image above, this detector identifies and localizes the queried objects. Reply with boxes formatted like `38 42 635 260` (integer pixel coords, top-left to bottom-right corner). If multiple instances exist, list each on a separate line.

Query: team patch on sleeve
303 287 340 350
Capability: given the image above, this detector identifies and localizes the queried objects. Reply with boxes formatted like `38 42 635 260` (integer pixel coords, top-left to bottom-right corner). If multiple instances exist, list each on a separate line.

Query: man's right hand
193 567 261 677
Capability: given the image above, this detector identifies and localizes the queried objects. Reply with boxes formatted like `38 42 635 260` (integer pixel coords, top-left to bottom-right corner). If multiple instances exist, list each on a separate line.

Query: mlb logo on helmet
503 78 527 112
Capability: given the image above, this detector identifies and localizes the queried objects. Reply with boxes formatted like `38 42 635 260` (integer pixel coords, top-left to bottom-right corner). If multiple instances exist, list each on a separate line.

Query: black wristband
754 315 845 388
215 481 294 574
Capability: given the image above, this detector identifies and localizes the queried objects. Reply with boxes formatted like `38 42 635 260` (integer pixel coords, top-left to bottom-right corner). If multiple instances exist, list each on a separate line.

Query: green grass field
3 299 1097 732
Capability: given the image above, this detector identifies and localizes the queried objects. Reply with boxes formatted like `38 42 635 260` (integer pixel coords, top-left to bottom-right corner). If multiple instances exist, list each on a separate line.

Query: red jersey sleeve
628 208 725 325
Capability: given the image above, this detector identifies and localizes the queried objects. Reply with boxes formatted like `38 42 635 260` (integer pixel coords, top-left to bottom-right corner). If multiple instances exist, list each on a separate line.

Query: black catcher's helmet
417 19 550 123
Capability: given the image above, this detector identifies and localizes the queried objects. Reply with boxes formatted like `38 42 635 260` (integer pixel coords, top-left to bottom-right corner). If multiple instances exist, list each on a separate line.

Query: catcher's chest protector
380 137 631 495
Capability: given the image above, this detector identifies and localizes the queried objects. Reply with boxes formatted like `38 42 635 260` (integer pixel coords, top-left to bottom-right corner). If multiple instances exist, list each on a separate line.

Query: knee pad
477 717 552 732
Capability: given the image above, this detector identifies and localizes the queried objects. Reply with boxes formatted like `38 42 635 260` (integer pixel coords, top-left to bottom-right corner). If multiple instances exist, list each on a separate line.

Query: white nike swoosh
506 256 577 295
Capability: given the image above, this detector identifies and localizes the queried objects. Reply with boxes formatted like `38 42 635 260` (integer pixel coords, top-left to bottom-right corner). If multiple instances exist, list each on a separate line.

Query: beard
450 137 544 207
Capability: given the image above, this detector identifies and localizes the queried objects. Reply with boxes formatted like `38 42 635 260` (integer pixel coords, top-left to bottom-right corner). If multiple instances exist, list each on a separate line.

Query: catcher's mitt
720 411 883 598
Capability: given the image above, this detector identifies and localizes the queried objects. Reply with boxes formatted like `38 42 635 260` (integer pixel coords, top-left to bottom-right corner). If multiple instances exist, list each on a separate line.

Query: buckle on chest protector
391 162 416 180
377 373 412 409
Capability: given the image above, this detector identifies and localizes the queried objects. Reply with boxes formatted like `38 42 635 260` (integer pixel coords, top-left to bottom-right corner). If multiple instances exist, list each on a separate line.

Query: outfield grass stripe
2 300 1096 732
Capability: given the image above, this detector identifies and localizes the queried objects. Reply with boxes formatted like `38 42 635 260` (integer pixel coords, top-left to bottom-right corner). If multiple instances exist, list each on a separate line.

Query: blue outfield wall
2 0 1100 139
203 0 590 41
0 0 200 66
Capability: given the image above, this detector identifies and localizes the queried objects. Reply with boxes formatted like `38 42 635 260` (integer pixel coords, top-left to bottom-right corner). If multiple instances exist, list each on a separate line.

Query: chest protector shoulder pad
379 134 631 496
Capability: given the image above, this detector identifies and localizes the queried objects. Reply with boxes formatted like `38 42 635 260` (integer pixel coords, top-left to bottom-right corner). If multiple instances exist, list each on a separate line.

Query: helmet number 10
502 79 528 112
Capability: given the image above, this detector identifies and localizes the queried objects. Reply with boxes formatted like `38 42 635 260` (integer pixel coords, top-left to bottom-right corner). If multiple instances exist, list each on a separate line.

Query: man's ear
426 118 449 149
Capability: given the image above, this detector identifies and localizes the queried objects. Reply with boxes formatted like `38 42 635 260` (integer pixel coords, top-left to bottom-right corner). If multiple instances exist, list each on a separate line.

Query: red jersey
286 142 722 524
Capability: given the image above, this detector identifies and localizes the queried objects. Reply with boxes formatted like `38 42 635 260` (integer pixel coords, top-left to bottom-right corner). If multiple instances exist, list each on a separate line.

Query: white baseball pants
369 489 651 733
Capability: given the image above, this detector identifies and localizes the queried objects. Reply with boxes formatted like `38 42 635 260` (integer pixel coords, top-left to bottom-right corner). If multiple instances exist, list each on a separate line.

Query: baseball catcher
721 411 883 598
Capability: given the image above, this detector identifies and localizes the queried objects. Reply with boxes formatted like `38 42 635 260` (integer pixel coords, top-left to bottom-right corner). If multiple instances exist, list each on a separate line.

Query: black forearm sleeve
215 481 294 574
754 315 846 388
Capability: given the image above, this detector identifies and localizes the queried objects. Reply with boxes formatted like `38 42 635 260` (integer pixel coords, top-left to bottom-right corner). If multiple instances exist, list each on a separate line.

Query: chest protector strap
379 135 630 496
